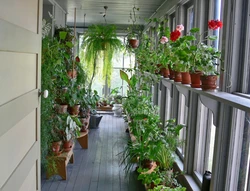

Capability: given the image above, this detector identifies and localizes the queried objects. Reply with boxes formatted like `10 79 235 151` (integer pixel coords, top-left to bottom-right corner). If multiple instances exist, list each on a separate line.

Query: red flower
75 56 80 62
208 20 223 30
170 30 181 42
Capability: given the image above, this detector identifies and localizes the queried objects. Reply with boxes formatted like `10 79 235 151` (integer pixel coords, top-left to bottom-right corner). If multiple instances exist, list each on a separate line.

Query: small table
77 130 89 149
46 145 74 180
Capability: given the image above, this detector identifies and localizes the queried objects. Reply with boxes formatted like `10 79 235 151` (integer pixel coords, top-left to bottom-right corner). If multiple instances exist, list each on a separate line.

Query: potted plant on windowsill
188 20 223 90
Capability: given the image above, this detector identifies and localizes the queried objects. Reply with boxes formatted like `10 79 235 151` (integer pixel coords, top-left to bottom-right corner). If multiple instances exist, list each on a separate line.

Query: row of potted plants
134 18 223 91
120 70 186 190
41 21 100 172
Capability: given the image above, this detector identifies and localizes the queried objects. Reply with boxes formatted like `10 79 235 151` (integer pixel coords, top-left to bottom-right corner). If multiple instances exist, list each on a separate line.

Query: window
186 5 194 32
177 94 187 159
111 37 135 96
79 35 135 97
193 101 216 184
170 13 176 31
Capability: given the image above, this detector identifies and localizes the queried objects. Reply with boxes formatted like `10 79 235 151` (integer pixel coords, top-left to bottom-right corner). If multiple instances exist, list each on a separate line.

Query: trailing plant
81 24 123 88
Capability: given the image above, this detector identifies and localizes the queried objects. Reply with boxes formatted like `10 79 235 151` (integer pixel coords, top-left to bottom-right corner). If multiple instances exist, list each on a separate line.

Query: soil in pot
129 39 139 48
200 75 218 91
68 104 80 115
190 71 203 88
63 140 73 152
181 72 191 84
174 72 182 82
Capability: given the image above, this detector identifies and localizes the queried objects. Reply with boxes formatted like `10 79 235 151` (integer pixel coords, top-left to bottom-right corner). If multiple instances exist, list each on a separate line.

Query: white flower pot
112 104 123 117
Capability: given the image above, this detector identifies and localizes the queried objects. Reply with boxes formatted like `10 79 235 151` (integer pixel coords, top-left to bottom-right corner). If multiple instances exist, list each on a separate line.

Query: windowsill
162 78 250 112
174 156 201 191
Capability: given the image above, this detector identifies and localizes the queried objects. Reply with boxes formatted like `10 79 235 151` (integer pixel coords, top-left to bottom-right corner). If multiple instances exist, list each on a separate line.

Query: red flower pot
129 39 139 48
181 72 191 84
63 140 73 152
190 71 203 88
51 141 62 155
200 75 218 91
142 159 154 169
174 72 182 82
67 69 77 79
168 67 175 79
57 104 68 114
68 104 80 116
160 67 170 78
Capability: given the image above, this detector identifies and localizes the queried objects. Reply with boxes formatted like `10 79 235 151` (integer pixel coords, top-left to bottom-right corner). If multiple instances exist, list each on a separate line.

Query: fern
81 24 123 88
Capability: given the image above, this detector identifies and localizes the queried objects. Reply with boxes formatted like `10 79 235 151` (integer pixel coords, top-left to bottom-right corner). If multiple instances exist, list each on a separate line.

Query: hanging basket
128 39 139 48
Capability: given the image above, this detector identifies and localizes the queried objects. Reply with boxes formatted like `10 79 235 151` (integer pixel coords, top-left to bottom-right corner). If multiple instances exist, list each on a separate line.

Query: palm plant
81 24 123 89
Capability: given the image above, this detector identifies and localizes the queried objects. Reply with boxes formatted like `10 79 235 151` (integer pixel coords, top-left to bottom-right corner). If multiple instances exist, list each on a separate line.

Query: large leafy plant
81 24 123 88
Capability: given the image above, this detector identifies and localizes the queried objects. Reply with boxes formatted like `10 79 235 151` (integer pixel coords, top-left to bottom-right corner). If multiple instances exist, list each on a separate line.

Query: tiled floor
41 114 145 191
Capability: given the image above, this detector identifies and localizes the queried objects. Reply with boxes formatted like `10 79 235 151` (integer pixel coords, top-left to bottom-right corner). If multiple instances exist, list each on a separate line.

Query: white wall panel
55 5 66 27
0 111 36 188
19 164 37 191
0 52 37 106
0 0 39 33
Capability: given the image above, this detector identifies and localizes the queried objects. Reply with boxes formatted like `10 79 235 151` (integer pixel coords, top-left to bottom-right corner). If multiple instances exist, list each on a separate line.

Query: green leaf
208 35 218 41
59 31 67 40
66 42 74 48
185 35 196 41
190 45 197 51
130 75 138 88
190 28 199 33
120 70 130 85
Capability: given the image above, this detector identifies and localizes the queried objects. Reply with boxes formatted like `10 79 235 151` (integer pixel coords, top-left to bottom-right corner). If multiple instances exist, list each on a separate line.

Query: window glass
187 6 194 32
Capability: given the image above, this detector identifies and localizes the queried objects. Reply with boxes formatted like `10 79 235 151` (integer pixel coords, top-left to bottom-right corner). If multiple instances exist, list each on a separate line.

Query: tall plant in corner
81 24 123 89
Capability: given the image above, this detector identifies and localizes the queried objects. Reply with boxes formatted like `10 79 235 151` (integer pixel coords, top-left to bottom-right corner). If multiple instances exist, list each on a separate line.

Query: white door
0 0 42 190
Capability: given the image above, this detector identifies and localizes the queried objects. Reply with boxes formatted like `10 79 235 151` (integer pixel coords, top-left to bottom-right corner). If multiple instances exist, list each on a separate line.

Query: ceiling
55 0 168 28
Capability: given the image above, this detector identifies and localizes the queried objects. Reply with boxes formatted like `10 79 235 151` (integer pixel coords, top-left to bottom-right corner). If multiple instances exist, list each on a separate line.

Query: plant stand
77 130 89 149
46 144 74 180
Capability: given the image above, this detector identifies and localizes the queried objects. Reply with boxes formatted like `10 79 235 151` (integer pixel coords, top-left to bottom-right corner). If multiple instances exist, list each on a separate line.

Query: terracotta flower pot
174 71 182 82
160 67 170 78
181 72 191 84
68 104 80 116
67 69 77 79
200 75 218 91
142 159 154 169
190 71 203 88
168 65 175 79
51 141 62 155
129 39 139 48
57 104 68 114
63 140 73 152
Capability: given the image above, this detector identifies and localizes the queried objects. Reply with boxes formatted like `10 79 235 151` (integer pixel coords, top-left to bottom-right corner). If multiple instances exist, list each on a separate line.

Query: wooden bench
46 145 74 180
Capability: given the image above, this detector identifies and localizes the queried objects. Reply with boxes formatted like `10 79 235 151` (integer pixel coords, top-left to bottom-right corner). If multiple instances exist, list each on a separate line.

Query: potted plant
127 6 141 49
81 24 123 89
66 84 83 115
60 114 81 151
188 20 223 90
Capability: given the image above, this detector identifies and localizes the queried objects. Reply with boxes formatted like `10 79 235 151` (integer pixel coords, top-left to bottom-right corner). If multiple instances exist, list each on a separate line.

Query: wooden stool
46 145 74 180
77 130 88 149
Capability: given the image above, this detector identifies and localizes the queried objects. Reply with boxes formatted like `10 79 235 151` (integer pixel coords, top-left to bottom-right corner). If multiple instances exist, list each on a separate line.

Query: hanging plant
81 24 123 89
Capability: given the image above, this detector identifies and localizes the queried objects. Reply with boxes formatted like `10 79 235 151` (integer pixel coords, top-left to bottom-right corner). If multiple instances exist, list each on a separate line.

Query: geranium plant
189 19 223 75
